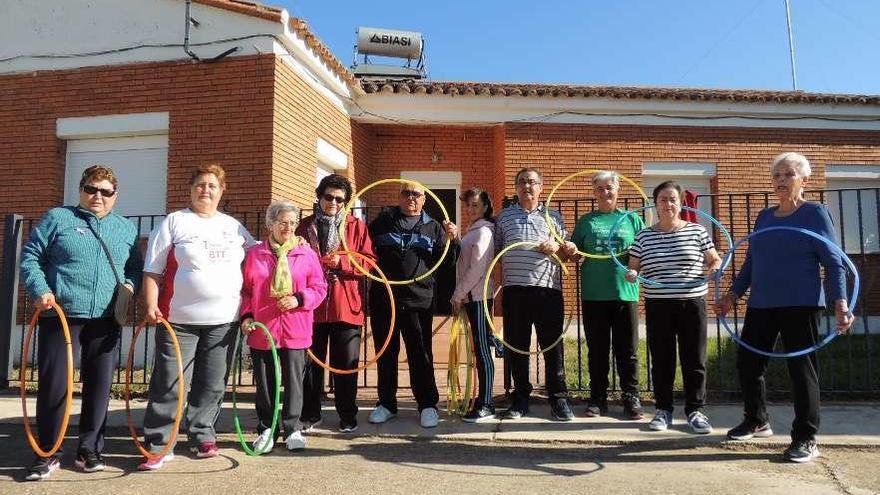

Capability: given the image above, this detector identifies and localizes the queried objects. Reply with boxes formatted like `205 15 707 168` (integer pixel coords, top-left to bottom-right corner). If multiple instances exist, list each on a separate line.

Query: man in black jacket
368 183 457 428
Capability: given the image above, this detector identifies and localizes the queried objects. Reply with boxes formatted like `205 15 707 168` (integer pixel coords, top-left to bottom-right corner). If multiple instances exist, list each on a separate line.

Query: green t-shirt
570 209 644 302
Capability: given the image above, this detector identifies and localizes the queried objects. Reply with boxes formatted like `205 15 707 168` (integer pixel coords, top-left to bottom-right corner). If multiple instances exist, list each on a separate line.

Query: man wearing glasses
367 183 458 428
494 168 576 421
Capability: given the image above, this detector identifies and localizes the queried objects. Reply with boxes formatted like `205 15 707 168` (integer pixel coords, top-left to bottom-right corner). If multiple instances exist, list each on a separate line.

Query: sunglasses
322 193 346 204
400 189 424 199
82 184 116 197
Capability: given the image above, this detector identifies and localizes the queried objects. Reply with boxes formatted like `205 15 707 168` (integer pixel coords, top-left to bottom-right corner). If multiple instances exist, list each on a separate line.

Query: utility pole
784 0 798 90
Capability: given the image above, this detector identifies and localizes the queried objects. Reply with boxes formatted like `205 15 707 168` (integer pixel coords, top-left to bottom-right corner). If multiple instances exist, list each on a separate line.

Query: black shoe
74 449 106 473
501 397 529 420
25 455 60 481
462 406 496 424
550 398 574 422
727 419 774 441
339 419 358 433
622 393 644 420
584 398 608 418
783 439 819 463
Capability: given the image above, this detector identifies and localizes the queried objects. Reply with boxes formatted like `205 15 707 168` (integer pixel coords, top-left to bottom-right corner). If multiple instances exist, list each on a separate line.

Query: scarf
308 208 343 256
269 236 301 299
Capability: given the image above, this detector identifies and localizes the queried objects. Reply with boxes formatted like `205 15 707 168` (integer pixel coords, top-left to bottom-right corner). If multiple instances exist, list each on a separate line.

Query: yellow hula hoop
482 241 572 356
339 178 451 285
544 169 650 259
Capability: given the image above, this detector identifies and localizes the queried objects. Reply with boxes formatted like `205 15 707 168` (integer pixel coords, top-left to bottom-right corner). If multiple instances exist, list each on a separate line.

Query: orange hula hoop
20 302 73 458
125 318 185 461
306 250 396 375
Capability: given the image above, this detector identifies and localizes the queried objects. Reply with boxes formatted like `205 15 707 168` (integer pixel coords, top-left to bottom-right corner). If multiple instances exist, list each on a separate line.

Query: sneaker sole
368 414 396 424
74 459 106 473
551 414 574 422
690 427 714 434
461 415 496 424
727 428 774 441
649 424 669 431
786 449 820 463
339 426 358 433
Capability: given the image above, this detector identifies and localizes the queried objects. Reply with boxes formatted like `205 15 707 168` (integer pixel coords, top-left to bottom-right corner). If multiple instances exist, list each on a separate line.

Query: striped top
628 222 714 299
493 204 567 290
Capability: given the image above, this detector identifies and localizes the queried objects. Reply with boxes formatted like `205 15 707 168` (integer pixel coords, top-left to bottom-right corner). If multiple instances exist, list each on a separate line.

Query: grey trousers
143 322 236 452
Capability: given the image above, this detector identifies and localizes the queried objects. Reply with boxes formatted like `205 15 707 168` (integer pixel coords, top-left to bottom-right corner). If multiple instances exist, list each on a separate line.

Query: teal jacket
20 206 143 319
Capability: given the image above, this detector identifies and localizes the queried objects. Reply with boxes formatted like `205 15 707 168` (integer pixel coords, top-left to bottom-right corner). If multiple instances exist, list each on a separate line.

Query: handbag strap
82 213 124 285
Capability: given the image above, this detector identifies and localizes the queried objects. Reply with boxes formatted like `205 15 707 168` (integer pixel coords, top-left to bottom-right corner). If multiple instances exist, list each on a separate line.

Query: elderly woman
716 152 853 463
450 187 497 423
20 165 142 480
570 171 644 420
139 164 257 471
298 174 374 434
241 201 327 453
626 180 721 434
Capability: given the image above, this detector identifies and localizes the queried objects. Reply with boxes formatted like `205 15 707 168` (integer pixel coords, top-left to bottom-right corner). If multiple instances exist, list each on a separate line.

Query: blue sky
279 0 879 95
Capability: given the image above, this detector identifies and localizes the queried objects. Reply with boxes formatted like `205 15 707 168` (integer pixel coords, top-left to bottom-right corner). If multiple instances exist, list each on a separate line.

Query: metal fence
3 188 878 396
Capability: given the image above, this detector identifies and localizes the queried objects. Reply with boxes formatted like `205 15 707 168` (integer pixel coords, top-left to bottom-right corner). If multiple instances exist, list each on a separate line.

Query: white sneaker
285 431 306 451
368 405 396 424
253 429 274 454
420 407 439 428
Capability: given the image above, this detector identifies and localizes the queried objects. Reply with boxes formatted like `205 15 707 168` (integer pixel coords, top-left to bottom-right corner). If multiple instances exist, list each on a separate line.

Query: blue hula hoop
607 204 734 289
715 226 860 358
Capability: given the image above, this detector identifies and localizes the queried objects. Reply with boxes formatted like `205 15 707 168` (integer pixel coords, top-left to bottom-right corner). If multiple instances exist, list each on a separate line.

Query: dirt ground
2 425 878 495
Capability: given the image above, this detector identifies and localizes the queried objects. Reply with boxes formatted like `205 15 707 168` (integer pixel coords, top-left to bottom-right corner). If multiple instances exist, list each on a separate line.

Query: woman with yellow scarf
240 201 328 453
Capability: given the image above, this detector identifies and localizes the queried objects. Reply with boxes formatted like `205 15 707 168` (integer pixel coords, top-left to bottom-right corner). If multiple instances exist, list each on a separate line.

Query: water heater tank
356 27 423 59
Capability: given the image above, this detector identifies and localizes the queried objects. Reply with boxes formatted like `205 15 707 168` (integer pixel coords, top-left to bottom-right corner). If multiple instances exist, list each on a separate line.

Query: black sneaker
501 397 529 420
783 439 820 463
622 393 644 420
25 455 60 481
584 398 608 418
550 398 574 422
339 419 358 433
74 449 106 473
727 419 774 441
462 406 496 424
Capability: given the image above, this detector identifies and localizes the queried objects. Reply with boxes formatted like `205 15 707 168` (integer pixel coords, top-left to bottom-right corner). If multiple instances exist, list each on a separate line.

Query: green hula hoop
232 321 281 456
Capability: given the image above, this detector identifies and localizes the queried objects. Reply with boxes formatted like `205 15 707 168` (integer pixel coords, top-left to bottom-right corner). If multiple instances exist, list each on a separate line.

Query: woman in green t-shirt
570 171 645 420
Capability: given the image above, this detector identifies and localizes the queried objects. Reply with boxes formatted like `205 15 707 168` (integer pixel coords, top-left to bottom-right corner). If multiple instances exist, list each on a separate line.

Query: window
825 166 880 254
642 163 716 233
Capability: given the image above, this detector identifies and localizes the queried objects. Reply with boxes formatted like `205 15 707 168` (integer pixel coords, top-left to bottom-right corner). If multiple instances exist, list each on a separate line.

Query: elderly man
494 167 575 421
367 182 458 428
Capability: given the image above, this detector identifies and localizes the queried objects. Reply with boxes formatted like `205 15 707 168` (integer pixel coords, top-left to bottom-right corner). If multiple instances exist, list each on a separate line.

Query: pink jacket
452 218 496 302
240 241 328 350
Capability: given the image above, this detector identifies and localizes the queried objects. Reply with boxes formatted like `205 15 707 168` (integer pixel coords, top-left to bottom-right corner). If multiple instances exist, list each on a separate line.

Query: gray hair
265 200 300 228
591 170 620 189
771 152 812 178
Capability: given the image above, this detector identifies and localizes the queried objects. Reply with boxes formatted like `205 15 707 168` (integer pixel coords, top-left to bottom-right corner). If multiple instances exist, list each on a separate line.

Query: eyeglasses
81 184 116 197
273 221 297 229
400 190 425 199
322 193 347 204
517 179 541 187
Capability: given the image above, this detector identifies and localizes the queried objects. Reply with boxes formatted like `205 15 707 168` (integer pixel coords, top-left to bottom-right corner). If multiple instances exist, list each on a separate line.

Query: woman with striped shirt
626 181 721 434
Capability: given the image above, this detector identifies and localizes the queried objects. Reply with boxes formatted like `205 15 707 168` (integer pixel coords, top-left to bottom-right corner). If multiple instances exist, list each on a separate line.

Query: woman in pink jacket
240 201 328 453
450 188 497 423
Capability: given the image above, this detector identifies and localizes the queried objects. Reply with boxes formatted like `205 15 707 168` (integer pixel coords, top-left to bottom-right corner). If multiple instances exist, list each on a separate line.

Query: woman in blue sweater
20 165 142 480
715 152 854 463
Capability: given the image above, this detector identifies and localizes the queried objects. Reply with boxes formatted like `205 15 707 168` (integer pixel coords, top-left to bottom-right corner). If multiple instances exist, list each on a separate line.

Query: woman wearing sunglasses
298 174 375 433
20 165 142 480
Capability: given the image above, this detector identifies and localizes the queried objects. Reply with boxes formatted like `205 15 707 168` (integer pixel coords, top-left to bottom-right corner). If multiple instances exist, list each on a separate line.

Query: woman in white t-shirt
138 164 256 471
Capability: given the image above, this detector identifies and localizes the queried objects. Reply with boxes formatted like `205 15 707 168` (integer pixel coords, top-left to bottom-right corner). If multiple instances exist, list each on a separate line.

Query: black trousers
581 300 640 399
502 286 568 401
464 299 495 409
36 317 120 454
252 348 305 437
645 297 707 415
370 302 439 412
302 322 361 423
737 306 821 442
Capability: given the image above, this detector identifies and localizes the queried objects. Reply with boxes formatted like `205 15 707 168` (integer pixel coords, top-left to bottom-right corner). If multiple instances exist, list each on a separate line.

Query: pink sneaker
137 452 174 471
190 442 219 458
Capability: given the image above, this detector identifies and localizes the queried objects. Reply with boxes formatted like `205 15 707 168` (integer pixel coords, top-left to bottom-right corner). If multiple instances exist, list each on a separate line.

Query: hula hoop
20 302 73 458
481 241 572 356
232 322 281 456
447 311 475 416
609 204 734 290
306 250 397 375
125 319 185 461
339 178 451 285
716 226 860 358
545 169 650 259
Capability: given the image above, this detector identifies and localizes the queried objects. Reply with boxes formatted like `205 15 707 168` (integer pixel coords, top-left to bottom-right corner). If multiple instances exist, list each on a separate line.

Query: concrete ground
2 393 879 494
